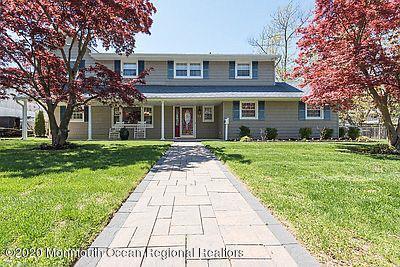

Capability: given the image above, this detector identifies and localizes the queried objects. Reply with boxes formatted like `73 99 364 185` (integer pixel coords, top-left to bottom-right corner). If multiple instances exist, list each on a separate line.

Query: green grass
204 141 400 266
0 139 170 266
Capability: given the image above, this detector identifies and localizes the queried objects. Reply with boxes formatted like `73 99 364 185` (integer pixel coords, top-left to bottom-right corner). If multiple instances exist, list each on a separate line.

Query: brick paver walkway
76 142 318 267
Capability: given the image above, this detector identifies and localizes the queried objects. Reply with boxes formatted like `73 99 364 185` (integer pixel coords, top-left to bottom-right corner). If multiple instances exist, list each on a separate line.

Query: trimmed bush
299 127 312 139
348 127 360 140
239 126 250 138
356 136 373 142
320 127 334 140
34 110 46 137
119 127 129 140
349 143 398 155
339 127 347 139
265 128 278 140
240 136 252 142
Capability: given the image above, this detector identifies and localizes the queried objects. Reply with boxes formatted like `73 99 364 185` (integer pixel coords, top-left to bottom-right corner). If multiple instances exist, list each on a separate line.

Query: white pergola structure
14 95 29 140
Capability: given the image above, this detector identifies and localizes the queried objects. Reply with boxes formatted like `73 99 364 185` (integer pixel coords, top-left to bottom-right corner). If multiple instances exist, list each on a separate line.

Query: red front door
181 107 194 136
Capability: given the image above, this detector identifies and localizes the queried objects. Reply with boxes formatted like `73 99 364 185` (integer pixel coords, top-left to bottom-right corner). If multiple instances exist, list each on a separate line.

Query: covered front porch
101 100 224 140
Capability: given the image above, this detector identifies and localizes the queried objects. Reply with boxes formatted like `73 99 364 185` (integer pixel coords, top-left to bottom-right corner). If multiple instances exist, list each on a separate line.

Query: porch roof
136 82 305 99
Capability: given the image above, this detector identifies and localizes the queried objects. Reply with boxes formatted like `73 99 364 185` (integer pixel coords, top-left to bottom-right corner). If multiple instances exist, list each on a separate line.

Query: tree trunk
51 126 68 147
388 117 400 150
367 87 400 150
376 103 400 150
47 106 69 148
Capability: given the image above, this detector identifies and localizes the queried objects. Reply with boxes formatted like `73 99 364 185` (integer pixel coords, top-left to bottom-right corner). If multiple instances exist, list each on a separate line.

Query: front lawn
204 141 400 266
0 139 170 266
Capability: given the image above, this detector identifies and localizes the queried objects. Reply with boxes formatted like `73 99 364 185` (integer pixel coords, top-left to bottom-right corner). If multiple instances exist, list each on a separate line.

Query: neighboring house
56 50 339 140
0 90 42 129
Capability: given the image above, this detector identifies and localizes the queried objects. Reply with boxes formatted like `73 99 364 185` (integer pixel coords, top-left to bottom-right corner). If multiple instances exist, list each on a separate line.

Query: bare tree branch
249 0 311 81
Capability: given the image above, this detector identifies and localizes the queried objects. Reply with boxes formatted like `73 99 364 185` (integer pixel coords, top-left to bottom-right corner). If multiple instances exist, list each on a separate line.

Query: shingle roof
91 53 278 62
137 82 304 99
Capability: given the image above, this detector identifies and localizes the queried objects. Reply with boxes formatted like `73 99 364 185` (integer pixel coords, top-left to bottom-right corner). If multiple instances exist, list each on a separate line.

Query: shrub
299 127 312 139
348 127 360 140
119 127 129 140
239 126 250 138
356 136 373 142
320 127 334 140
265 128 278 140
339 127 347 138
240 136 252 142
368 144 398 154
0 128 21 137
34 110 46 137
349 143 398 155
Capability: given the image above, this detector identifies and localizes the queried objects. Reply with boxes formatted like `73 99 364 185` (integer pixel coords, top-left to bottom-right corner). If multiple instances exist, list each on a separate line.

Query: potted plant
120 127 129 140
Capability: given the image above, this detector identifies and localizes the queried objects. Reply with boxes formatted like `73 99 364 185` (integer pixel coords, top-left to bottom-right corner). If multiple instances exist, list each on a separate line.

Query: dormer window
175 62 202 78
123 63 137 77
236 62 252 79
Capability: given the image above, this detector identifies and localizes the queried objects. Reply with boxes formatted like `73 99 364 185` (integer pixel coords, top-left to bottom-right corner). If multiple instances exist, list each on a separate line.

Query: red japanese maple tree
0 0 156 147
294 0 400 148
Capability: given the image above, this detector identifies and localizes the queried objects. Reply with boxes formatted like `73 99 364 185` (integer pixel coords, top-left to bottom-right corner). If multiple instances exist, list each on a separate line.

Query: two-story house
56 50 339 140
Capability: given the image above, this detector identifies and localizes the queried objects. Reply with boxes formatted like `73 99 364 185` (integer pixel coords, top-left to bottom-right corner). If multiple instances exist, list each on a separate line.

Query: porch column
87 105 92 140
161 100 165 140
22 99 28 140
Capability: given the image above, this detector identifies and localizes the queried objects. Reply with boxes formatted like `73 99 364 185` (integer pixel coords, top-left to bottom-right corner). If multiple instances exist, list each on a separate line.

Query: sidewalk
76 142 319 266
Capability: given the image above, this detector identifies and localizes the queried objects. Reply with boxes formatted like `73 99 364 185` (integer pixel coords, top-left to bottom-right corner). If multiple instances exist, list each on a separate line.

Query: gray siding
195 105 222 139
56 101 338 141
144 61 274 86
98 60 275 86
55 106 110 140
55 106 88 140
96 60 114 70
92 106 111 139
54 45 96 67
224 101 339 140
145 106 174 139
165 106 174 139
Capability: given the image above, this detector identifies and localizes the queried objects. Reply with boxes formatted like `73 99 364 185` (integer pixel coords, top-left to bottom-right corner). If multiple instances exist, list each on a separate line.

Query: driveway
76 142 318 266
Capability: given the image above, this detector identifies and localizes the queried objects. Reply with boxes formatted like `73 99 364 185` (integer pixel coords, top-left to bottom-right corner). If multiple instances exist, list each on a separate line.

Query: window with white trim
189 63 202 77
113 106 154 128
236 63 251 79
306 104 324 120
175 63 188 77
71 111 84 122
175 62 202 78
123 63 137 77
122 107 142 124
202 106 214 122
240 101 258 120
